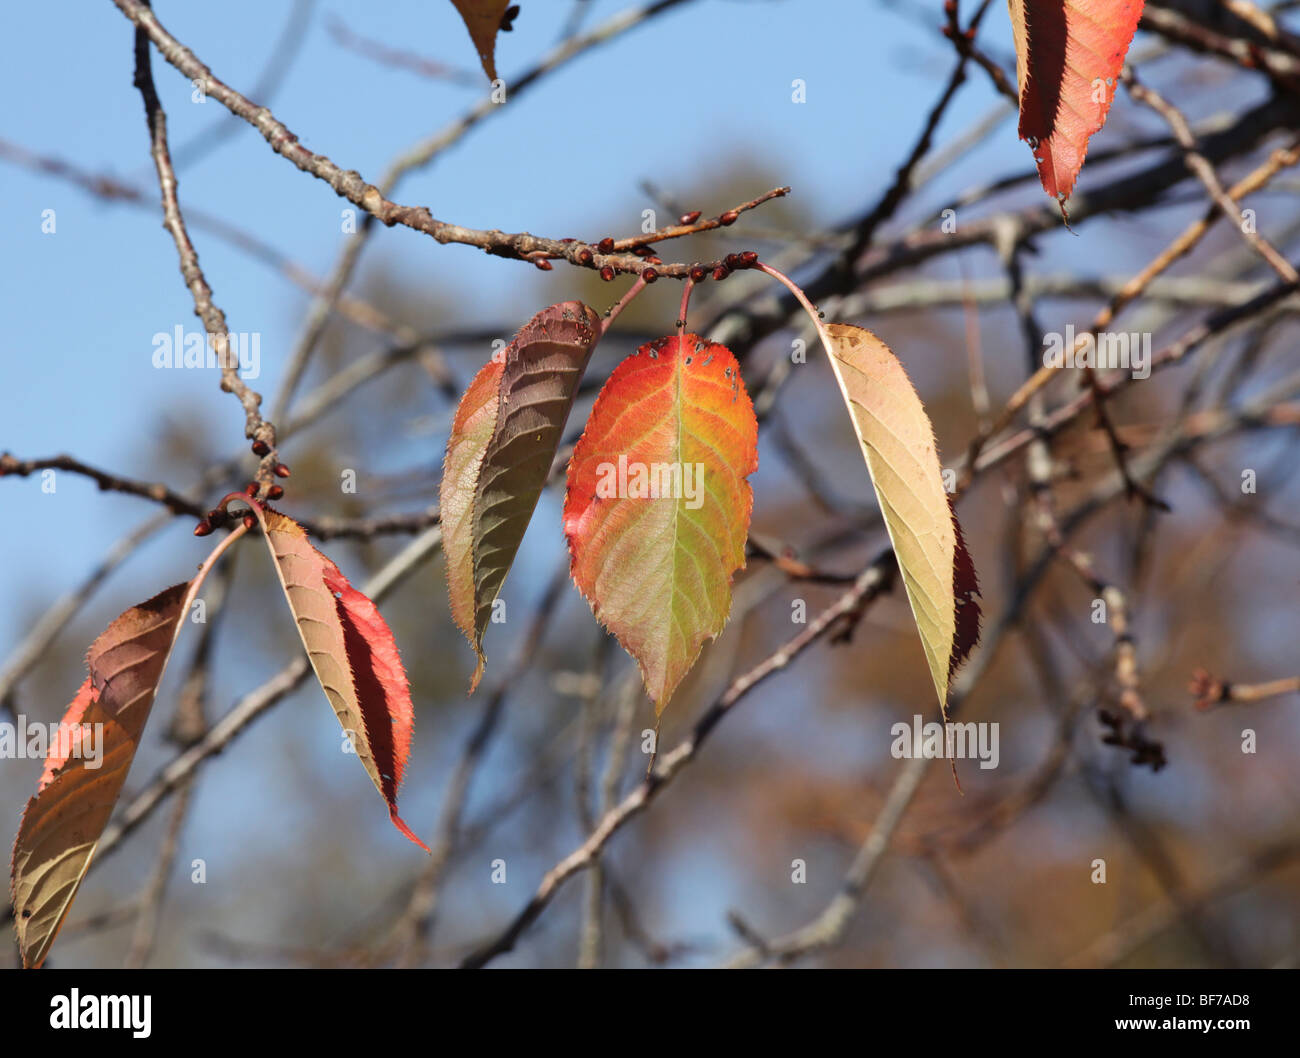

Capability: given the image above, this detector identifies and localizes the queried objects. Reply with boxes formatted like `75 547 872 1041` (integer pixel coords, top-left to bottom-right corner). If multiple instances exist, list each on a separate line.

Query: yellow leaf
822 324 980 713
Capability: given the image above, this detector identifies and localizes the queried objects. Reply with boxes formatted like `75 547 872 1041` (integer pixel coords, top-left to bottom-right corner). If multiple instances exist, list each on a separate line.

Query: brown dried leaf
449 0 512 82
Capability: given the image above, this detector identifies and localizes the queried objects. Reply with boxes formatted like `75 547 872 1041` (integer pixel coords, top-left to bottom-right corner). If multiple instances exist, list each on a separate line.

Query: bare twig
131 12 280 491
460 558 897 968
113 0 786 282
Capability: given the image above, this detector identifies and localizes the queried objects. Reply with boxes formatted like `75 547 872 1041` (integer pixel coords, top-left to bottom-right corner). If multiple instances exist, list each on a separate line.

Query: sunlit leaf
1008 0 1145 211
564 334 758 714
821 323 980 713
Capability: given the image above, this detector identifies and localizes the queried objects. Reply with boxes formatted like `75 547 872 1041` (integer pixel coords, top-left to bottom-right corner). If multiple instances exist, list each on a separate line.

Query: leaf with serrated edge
440 357 503 689
564 334 758 714
11 582 193 969
251 505 427 851
449 0 511 82
444 301 601 690
821 324 980 713
1008 0 1145 210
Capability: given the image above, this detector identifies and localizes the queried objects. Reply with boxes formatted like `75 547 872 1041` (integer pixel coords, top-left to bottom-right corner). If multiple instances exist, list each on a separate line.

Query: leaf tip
468 650 486 695
390 809 431 854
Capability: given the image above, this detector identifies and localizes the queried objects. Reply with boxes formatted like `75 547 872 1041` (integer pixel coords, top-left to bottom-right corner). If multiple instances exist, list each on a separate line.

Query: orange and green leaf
563 334 759 714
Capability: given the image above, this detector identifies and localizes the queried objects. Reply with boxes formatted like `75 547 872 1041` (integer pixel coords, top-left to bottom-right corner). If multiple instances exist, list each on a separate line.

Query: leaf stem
676 276 695 341
217 490 262 515
600 276 648 336
754 261 834 352
192 519 249 589
172 518 250 657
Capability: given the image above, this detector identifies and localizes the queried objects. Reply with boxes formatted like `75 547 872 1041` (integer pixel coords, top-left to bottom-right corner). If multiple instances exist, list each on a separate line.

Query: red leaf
322 567 425 851
1009 0 1145 210
250 504 427 851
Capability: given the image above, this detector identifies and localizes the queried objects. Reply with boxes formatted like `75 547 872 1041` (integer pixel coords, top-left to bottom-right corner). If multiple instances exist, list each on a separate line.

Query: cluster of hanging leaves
10 499 424 969
443 310 763 714
1007 0 1146 213
14 2 1009 968
12 286 982 969
444 300 978 721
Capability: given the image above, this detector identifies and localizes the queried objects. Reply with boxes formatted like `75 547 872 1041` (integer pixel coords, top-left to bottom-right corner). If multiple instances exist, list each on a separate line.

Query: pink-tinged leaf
249 504 427 851
441 301 602 689
820 323 981 713
11 582 193 969
564 334 759 714
36 678 94 793
1008 0 1145 211
449 0 512 82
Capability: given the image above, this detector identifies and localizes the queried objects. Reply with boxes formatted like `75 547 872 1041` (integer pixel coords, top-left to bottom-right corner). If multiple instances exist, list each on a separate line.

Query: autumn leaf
564 334 759 714
821 324 980 713
1008 0 1145 210
11 582 194 969
247 504 427 851
35 678 95 793
441 356 503 686
441 300 602 689
449 0 512 82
